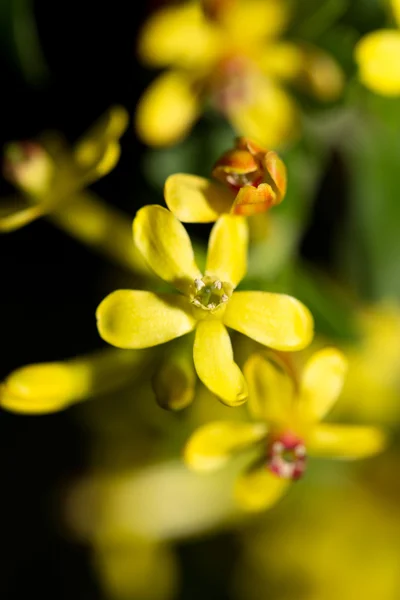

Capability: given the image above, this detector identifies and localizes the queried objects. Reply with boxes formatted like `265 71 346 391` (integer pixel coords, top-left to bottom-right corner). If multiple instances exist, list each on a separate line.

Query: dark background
0 3 152 598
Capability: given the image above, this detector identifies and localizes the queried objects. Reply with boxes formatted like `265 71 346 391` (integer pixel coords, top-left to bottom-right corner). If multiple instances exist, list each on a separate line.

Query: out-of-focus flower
235 483 400 600
1 107 151 275
0 348 151 415
135 0 344 147
332 302 400 424
184 348 385 511
96 205 313 406
65 459 246 599
165 137 287 222
1 106 128 231
355 0 400 95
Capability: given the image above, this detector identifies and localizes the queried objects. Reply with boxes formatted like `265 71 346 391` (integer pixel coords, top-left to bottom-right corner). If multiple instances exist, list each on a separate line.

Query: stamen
267 432 307 481
190 275 232 312
194 278 205 291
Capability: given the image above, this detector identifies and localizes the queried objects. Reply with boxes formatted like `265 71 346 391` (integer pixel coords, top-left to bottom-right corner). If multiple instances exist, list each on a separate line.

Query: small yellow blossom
165 137 287 222
355 0 400 95
0 105 128 232
135 0 344 147
96 206 313 406
184 348 385 511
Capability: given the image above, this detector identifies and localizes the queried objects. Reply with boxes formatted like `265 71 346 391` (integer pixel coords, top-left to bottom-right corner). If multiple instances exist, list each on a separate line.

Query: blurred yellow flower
184 348 385 511
355 0 400 95
236 484 400 600
333 302 400 424
96 205 313 406
135 0 344 147
165 137 287 222
1 105 128 232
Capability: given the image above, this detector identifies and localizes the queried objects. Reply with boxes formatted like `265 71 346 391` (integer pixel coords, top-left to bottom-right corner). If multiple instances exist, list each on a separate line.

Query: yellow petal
135 72 199 146
229 79 299 148
224 292 314 350
0 348 140 414
299 47 344 102
152 352 196 411
206 214 248 287
221 0 289 45
164 174 233 222
259 42 304 80
355 30 400 96
235 464 289 512
0 197 44 232
193 320 248 405
133 205 201 294
307 424 386 459
244 352 295 423
392 0 400 28
96 290 196 349
137 2 219 69
299 348 348 422
184 420 267 471
73 105 129 185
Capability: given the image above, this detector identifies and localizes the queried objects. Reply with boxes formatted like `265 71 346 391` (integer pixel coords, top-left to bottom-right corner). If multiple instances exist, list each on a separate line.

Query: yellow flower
135 0 344 147
184 348 385 511
165 136 287 222
96 205 313 406
1 105 128 232
355 0 400 95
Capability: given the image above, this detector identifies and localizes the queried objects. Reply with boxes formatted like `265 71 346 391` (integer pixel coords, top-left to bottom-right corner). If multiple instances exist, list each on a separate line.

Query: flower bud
3 141 54 196
152 353 196 411
212 137 287 216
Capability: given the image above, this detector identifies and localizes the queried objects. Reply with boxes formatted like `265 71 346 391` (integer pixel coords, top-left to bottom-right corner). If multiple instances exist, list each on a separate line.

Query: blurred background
1 0 400 598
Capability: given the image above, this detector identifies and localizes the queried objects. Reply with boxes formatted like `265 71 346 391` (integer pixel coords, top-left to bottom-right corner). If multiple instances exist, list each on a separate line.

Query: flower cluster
135 0 344 147
93 134 385 510
0 119 387 514
0 0 391 527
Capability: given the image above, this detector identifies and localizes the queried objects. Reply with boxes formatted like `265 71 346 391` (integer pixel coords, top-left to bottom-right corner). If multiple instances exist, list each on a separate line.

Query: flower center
212 55 255 112
267 432 307 480
190 276 232 312
225 171 263 191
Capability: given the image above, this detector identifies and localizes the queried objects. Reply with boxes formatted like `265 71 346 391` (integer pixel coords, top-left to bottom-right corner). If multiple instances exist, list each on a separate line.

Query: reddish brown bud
211 137 287 216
